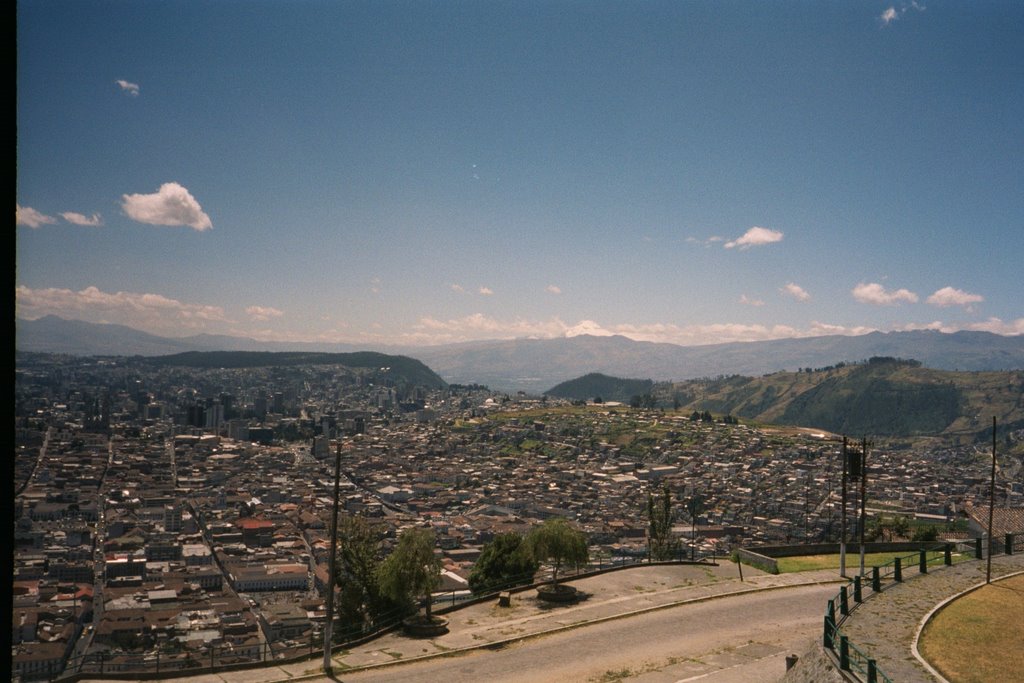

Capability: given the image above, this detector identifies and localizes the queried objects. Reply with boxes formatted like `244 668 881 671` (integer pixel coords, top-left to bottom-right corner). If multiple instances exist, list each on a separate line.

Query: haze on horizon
16 1 1024 348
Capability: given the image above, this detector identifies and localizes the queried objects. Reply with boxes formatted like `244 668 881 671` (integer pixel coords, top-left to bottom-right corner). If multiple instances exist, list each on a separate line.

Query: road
322 583 833 683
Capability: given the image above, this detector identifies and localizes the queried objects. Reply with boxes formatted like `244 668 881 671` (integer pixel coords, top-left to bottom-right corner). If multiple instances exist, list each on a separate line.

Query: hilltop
141 350 447 389
547 358 1024 438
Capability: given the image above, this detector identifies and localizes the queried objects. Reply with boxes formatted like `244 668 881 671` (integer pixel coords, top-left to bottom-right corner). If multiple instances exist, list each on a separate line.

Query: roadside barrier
821 531 1020 682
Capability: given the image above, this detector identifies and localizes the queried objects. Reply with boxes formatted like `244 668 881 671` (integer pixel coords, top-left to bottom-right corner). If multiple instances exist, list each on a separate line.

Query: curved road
327 583 834 683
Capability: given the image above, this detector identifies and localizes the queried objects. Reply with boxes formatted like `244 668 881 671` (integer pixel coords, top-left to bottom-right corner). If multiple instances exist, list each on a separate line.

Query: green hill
547 372 654 403
667 358 1024 438
143 351 447 388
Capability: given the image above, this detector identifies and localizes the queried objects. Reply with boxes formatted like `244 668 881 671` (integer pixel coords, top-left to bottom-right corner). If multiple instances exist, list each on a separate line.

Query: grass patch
775 552 948 573
918 574 1024 683
593 667 633 682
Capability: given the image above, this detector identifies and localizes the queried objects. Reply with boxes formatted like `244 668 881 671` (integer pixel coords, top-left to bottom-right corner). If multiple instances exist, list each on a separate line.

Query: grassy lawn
774 551 963 573
918 574 1024 683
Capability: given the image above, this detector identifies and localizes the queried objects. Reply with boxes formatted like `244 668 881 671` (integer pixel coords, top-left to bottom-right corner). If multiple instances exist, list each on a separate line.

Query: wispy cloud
724 226 784 250
121 182 212 231
686 235 724 248
16 285 228 334
60 211 103 226
116 79 140 96
852 282 918 305
546 284 562 295
16 204 57 228
246 305 284 321
898 317 1023 336
879 2 925 27
478 286 494 296
450 283 465 293
780 283 811 302
926 286 983 310
739 294 765 307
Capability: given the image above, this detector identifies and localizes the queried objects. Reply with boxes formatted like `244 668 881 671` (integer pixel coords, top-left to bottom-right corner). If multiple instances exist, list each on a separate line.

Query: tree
468 532 538 595
334 516 399 637
647 486 679 561
912 525 939 542
378 527 443 621
527 518 588 586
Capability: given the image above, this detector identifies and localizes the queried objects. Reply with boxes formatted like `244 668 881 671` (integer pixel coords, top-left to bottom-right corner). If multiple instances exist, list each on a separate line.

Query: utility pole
859 438 868 577
987 417 996 584
322 441 343 674
840 437 848 578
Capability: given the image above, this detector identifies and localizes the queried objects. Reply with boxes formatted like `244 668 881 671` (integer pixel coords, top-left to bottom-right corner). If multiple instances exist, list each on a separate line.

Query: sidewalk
834 552 1024 682
97 562 842 683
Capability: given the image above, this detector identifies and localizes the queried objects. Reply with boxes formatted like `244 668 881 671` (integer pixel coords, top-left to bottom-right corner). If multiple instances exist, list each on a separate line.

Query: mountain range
16 315 1024 392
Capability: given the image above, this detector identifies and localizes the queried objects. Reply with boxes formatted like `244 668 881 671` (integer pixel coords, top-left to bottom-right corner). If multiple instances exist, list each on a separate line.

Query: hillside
547 373 654 402
142 351 447 389
548 359 1024 438
667 358 1024 438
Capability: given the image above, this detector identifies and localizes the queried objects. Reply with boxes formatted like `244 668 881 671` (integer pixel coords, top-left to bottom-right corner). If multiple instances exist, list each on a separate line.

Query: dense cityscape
12 353 1022 680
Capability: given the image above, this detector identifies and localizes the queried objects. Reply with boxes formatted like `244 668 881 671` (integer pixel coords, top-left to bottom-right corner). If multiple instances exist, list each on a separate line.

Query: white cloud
781 283 811 302
739 294 765 307
852 282 919 306
478 286 494 296
724 226 784 249
245 305 284 321
926 286 984 310
60 211 103 226
565 320 616 337
898 318 1023 336
121 182 212 231
450 284 465 293
880 2 925 27
16 205 57 228
403 314 880 346
16 285 228 335
116 79 140 96
546 285 562 295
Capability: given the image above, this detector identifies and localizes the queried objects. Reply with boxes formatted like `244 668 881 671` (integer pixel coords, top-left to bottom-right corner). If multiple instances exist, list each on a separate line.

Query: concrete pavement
80 561 844 683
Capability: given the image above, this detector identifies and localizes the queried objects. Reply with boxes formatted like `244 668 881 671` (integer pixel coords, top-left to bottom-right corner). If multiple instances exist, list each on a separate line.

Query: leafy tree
647 486 679 561
912 524 939 542
334 516 399 636
891 515 911 540
527 518 588 586
378 527 443 620
468 532 538 595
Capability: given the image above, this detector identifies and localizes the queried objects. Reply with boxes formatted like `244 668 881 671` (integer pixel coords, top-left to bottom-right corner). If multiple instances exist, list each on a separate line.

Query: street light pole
987 417 996 584
322 441 343 674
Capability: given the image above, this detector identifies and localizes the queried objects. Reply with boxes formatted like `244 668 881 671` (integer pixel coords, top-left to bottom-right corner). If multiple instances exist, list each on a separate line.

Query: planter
402 615 449 638
537 583 578 603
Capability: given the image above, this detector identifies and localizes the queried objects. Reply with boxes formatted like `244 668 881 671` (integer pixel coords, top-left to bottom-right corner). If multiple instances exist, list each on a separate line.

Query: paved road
327 583 834 683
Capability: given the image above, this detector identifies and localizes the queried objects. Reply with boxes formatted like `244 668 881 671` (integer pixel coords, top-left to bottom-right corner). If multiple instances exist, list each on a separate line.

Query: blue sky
16 1 1024 347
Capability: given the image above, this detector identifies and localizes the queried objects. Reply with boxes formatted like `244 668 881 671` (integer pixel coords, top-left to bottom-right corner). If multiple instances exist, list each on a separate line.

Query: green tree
527 518 588 586
891 515 911 540
912 524 939 542
334 516 399 636
468 532 538 595
378 527 443 621
647 486 679 561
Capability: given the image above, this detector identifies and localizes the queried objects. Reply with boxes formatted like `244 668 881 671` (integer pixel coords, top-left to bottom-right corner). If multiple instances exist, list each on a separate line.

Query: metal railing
822 531 1020 682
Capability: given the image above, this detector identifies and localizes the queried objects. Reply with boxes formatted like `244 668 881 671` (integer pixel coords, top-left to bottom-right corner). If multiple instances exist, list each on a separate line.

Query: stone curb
275 575 846 682
910 569 1024 683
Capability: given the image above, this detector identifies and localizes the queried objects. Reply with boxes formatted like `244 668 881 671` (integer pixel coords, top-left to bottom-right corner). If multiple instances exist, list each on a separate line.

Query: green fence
822 531 1019 682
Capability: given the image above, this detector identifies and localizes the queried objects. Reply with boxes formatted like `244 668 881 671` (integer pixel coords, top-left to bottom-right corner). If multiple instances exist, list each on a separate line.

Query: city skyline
16 1 1024 348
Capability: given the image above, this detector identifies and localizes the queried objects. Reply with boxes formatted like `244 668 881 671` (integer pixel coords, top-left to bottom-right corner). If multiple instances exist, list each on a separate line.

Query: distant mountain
16 315 1024 392
144 351 447 389
547 373 655 403
664 358 1024 438
412 330 1024 392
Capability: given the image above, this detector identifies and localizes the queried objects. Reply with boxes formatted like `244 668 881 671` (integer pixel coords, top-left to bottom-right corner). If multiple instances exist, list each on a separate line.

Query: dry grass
918 574 1024 683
